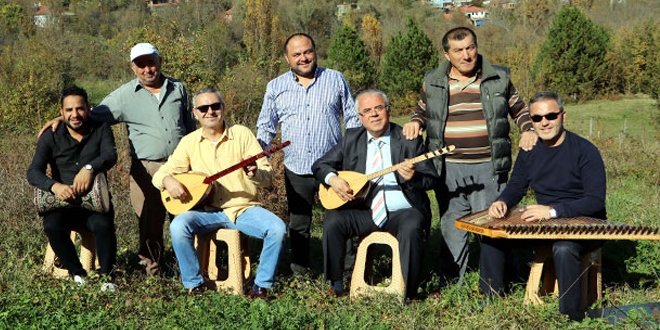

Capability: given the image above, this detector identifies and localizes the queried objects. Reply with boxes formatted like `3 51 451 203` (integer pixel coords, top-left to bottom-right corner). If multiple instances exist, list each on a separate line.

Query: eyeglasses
359 104 388 117
531 111 563 123
196 102 223 113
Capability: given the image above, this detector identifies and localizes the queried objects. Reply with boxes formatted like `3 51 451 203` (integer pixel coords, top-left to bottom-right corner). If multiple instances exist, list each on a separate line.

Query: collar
197 122 233 143
132 74 166 92
287 66 323 82
447 60 482 81
438 54 502 80
57 120 94 138
367 126 392 145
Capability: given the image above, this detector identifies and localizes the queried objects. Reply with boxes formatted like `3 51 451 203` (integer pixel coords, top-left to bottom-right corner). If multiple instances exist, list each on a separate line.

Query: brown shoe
146 261 160 276
139 256 160 276
249 285 268 300
188 283 210 295
329 288 346 298
404 297 419 305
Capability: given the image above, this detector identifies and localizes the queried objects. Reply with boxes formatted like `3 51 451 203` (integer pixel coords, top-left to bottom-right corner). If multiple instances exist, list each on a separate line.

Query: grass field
1 95 659 329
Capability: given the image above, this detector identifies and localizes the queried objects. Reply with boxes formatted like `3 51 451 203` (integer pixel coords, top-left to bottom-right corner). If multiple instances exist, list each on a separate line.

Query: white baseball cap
130 43 159 62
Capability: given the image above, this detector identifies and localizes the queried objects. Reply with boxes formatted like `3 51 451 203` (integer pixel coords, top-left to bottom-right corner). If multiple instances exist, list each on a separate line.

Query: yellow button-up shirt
152 123 272 222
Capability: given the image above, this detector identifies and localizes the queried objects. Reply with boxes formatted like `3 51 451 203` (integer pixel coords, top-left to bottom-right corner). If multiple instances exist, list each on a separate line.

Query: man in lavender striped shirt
257 33 360 274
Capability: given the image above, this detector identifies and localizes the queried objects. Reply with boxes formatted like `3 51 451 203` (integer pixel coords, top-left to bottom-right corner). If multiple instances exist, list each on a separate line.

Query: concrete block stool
524 245 602 310
195 228 251 294
350 232 405 300
42 228 97 279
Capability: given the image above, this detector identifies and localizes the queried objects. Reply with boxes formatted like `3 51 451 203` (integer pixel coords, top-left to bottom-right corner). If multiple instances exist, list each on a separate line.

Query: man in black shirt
27 86 118 290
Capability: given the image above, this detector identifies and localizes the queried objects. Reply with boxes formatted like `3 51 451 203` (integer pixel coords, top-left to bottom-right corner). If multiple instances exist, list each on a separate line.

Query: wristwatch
84 164 93 171
526 127 535 132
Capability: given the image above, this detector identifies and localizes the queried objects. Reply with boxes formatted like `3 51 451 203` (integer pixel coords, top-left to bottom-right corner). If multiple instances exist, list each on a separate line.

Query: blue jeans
170 206 286 289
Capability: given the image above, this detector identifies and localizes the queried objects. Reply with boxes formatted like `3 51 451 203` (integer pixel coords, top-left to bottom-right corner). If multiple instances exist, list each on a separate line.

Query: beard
65 118 86 132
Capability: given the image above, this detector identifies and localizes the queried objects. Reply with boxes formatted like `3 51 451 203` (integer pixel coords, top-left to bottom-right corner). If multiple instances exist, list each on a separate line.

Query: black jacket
312 123 438 221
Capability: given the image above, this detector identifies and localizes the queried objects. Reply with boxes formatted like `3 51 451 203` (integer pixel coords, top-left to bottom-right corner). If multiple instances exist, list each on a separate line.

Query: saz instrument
318 145 455 210
161 141 290 215
455 208 660 240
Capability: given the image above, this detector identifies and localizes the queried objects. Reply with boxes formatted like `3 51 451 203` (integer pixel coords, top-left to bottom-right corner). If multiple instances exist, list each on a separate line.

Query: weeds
1 97 660 328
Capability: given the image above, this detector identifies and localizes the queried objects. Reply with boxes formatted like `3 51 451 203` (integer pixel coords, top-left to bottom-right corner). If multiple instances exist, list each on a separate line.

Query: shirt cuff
324 172 337 185
549 208 557 218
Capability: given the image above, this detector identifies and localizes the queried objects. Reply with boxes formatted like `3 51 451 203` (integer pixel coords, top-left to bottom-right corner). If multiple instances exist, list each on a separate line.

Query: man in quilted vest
402 27 537 285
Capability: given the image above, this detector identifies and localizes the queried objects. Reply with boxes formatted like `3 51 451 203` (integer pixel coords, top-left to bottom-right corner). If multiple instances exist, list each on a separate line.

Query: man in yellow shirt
152 87 286 298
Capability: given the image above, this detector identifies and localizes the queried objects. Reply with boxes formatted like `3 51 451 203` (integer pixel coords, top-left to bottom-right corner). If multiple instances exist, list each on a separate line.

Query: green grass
1 96 660 328
565 95 659 140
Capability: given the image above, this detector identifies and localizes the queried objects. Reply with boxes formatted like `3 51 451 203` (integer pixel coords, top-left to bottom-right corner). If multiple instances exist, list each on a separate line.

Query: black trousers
323 207 426 298
480 237 603 321
284 167 316 267
285 167 355 272
43 208 117 277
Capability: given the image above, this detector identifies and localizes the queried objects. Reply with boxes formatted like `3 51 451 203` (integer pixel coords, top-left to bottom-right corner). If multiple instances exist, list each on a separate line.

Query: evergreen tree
532 5 610 101
613 20 660 99
379 18 438 99
327 25 377 94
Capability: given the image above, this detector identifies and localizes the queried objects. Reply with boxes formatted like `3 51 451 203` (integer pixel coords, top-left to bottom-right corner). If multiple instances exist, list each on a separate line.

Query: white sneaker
100 282 118 293
73 275 86 287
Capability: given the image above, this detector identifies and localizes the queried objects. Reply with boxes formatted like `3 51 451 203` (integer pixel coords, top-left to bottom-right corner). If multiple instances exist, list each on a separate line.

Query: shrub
379 17 437 109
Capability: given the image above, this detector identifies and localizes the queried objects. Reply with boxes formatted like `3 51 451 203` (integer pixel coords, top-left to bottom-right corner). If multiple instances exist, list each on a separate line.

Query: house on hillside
489 0 520 9
32 2 77 27
32 2 52 27
441 4 489 26
146 0 180 12
429 0 453 8
336 2 359 20
461 5 487 20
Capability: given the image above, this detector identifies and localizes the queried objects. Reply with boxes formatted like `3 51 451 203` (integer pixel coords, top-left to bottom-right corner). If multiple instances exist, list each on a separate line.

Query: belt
135 157 169 163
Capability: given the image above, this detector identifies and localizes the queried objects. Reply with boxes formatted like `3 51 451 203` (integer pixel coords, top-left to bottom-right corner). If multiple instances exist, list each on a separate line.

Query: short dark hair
284 33 316 54
61 85 89 106
529 91 565 112
442 27 478 52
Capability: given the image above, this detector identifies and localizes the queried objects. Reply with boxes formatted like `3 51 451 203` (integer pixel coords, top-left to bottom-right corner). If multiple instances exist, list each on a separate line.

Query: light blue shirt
256 67 360 175
365 130 412 212
91 76 195 160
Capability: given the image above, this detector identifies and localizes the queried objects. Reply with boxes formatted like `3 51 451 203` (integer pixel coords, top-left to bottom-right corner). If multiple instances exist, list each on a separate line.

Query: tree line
1 0 659 132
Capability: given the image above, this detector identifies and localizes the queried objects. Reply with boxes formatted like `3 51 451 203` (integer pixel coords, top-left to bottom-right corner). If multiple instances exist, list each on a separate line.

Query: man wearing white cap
40 42 196 276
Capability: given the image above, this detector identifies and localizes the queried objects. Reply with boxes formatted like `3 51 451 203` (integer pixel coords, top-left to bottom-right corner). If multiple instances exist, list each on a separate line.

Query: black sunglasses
531 111 563 123
196 102 223 113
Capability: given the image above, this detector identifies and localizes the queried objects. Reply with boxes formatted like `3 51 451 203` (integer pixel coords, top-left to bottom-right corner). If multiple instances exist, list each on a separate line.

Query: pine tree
327 25 377 94
532 5 610 101
379 18 438 99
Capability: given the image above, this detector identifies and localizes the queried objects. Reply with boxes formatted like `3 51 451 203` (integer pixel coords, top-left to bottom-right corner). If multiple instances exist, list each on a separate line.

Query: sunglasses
196 102 223 113
531 111 563 123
